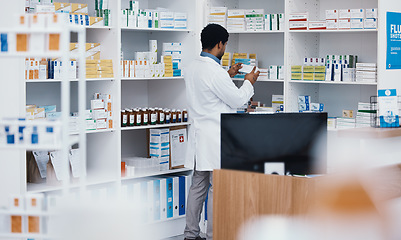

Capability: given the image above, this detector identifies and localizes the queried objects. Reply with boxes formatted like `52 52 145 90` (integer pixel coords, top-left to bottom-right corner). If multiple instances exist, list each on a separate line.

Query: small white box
289 21 308 30
334 63 342 81
86 119 96 130
366 9 378 19
96 119 107 129
339 9 351 19
350 9 365 19
149 40 157 53
26 194 44 211
338 19 351 29
309 21 326 30
269 65 278 80
364 18 377 29
298 95 311 104
326 19 338 29
351 18 364 29
93 109 108 120
326 10 338 20
289 13 308 21
91 99 104 110
10 195 24 210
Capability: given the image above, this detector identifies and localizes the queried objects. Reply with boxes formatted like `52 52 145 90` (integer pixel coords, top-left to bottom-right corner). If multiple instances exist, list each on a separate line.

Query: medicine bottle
177 109 182 123
147 108 152 125
135 109 142 126
150 108 157 125
171 109 177 123
121 110 127 127
183 109 188 122
165 109 171 124
128 109 134 127
159 108 165 124
142 108 148 126
155 107 160 123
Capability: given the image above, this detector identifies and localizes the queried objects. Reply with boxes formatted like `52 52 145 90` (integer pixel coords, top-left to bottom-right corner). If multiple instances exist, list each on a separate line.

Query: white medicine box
350 9 365 19
326 10 338 20
366 9 378 19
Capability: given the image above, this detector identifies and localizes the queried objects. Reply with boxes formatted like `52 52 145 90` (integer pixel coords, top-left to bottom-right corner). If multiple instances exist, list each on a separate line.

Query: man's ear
217 41 223 49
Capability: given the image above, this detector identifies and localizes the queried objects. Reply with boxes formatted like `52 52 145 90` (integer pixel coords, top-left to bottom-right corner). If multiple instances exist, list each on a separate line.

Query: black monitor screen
221 113 327 175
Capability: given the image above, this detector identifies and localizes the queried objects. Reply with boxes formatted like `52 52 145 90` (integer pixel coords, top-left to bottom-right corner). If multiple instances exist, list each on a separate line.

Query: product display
121 107 188 127
121 1 187 29
208 7 284 32
290 8 377 30
298 95 324 112
121 40 182 78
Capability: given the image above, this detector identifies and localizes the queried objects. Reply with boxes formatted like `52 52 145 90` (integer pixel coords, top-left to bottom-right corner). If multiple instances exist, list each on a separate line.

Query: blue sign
387 12 401 69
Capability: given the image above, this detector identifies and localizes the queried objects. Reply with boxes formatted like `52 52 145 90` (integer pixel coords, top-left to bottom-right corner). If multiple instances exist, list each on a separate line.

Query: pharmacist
183 24 260 240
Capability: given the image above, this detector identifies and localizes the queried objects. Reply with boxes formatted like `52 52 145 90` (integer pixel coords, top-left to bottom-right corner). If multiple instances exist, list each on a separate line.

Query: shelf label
386 12 401 69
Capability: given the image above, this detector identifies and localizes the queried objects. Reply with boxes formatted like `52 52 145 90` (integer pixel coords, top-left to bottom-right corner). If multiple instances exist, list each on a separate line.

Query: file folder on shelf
160 178 167 220
166 178 173 218
153 179 161 221
179 176 186 216
173 177 179 217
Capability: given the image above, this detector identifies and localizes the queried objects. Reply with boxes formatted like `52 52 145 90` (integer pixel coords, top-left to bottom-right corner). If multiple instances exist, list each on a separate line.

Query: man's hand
227 63 242 78
244 67 260 85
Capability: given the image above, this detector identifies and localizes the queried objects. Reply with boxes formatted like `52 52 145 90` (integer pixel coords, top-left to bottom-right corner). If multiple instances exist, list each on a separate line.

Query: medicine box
311 103 324 112
326 19 338 29
91 99 104 110
339 9 351 19
289 13 308 22
289 21 308 30
326 10 338 20
338 19 351 29
298 95 311 105
309 21 326 30
364 18 377 29
366 9 378 19
350 9 365 19
351 18 364 29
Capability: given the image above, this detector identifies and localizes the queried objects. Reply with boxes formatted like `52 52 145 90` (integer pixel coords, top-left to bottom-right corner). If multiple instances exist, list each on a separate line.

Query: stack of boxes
233 54 257 79
291 58 325 81
325 55 358 82
25 58 77 80
221 52 231 71
245 9 264 31
149 128 170 171
227 9 246 32
290 8 377 31
265 13 284 31
163 42 182 77
336 117 356 129
52 2 107 27
86 59 113 79
289 13 308 30
356 102 374 128
356 63 377 83
121 40 182 78
268 65 285 80
94 0 111 27
298 95 324 112
208 7 227 28
272 95 284 112
82 93 113 131
121 1 187 29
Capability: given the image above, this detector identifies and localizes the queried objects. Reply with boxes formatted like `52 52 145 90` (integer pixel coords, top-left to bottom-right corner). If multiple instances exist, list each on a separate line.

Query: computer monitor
221 113 327 175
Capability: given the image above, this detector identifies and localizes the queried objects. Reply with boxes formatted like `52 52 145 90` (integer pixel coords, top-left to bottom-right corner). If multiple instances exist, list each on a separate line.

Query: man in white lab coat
183 24 260 240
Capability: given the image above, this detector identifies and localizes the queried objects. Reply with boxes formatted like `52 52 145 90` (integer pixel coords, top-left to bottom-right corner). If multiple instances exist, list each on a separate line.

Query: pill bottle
177 109 182 123
183 109 188 122
150 108 157 125
127 109 134 127
121 110 127 127
165 109 171 124
135 109 142 126
159 108 165 124
171 109 177 123
142 108 148 125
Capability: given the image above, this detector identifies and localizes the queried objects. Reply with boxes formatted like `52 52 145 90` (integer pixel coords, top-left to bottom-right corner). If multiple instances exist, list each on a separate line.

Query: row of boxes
289 8 377 30
298 95 324 112
291 65 326 81
24 59 77 80
121 1 187 29
208 7 284 32
86 59 114 79
121 61 169 78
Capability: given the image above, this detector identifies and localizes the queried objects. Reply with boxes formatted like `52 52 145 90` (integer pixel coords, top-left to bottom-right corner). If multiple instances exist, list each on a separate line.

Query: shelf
290 80 377 86
121 27 191 32
0 209 54 216
26 78 114 83
228 30 284 34
85 25 113 29
148 215 186 225
289 29 378 33
70 129 115 135
0 233 58 239
27 177 118 193
121 122 190 131
122 77 184 81
121 168 192 181
232 78 284 83
0 144 62 151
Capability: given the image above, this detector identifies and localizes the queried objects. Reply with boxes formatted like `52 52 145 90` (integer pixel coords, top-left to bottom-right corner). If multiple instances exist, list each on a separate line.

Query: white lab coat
184 56 254 171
